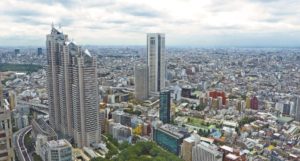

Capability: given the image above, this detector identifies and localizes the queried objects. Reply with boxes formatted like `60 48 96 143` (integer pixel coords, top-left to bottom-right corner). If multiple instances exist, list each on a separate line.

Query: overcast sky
0 0 300 47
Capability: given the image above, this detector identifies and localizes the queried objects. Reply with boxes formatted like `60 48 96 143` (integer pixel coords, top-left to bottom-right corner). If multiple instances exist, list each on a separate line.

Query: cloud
14 16 48 26
58 17 75 26
105 20 128 25
120 4 162 17
263 17 283 23
4 8 42 16
0 0 300 46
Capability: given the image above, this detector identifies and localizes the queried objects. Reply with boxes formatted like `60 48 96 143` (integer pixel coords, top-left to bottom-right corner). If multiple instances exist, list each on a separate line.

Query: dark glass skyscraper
159 90 171 123
37 47 43 55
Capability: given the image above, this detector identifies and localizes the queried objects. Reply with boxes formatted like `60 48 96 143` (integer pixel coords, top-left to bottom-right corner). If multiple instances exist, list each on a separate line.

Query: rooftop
47 139 71 148
159 124 185 138
220 145 234 153
226 153 239 160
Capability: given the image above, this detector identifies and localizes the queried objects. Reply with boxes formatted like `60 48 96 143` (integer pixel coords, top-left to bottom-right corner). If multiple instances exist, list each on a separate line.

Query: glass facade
157 35 161 91
153 128 183 155
159 90 171 124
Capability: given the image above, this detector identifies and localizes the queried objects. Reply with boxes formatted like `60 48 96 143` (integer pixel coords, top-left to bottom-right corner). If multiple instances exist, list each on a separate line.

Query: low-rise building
192 142 223 161
44 139 72 161
153 124 188 155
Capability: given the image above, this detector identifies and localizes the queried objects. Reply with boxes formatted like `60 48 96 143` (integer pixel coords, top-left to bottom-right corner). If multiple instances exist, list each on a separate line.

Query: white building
172 85 182 102
45 139 72 161
109 122 132 143
112 110 124 124
147 33 166 93
35 134 48 161
192 142 223 161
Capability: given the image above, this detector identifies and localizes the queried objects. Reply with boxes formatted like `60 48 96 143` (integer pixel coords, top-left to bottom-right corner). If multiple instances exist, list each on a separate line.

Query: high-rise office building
0 83 15 161
37 47 43 55
147 33 166 93
159 90 171 124
14 49 20 55
134 63 149 100
282 101 291 116
47 26 100 147
250 96 258 110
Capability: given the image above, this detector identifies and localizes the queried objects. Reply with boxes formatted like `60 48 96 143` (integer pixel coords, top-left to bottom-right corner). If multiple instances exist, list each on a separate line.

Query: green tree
33 153 43 161
119 141 130 151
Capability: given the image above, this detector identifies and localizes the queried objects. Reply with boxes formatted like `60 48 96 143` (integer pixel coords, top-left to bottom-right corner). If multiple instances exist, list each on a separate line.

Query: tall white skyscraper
47 26 100 147
147 33 166 93
134 63 149 100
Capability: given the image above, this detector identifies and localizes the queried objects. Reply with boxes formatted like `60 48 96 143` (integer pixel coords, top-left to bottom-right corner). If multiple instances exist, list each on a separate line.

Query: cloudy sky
0 0 300 47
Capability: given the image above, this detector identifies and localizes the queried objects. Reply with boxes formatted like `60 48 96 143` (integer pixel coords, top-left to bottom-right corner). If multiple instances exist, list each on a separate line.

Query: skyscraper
295 96 300 121
37 47 43 55
0 81 2 107
0 83 15 161
250 96 258 110
134 63 149 100
159 90 171 123
46 26 100 147
147 33 166 93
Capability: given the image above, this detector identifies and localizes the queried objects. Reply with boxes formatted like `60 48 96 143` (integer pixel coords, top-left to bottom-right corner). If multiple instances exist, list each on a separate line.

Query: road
14 126 32 161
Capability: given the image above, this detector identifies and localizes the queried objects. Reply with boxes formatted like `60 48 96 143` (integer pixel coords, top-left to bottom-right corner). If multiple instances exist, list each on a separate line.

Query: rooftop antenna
51 22 54 28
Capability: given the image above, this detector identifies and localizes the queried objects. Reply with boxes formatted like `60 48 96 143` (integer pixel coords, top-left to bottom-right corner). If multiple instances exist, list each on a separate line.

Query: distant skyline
1 0 300 47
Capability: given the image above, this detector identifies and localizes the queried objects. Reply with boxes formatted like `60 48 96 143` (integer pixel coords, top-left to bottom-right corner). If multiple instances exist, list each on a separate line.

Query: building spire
51 22 54 29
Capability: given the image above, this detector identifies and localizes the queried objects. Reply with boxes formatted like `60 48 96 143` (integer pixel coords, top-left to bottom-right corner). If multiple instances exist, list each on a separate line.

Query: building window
150 40 155 45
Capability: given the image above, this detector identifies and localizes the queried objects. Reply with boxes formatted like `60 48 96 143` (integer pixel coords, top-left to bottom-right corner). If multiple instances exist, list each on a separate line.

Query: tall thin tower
159 90 171 124
147 33 166 93
46 26 100 147
134 63 149 100
295 96 300 121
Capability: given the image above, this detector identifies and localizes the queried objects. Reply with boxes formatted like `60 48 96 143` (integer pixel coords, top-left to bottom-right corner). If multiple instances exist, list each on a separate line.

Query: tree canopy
91 142 183 161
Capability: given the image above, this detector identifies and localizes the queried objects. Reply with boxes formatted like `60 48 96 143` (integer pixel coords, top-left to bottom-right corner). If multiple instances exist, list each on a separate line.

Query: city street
14 126 32 161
